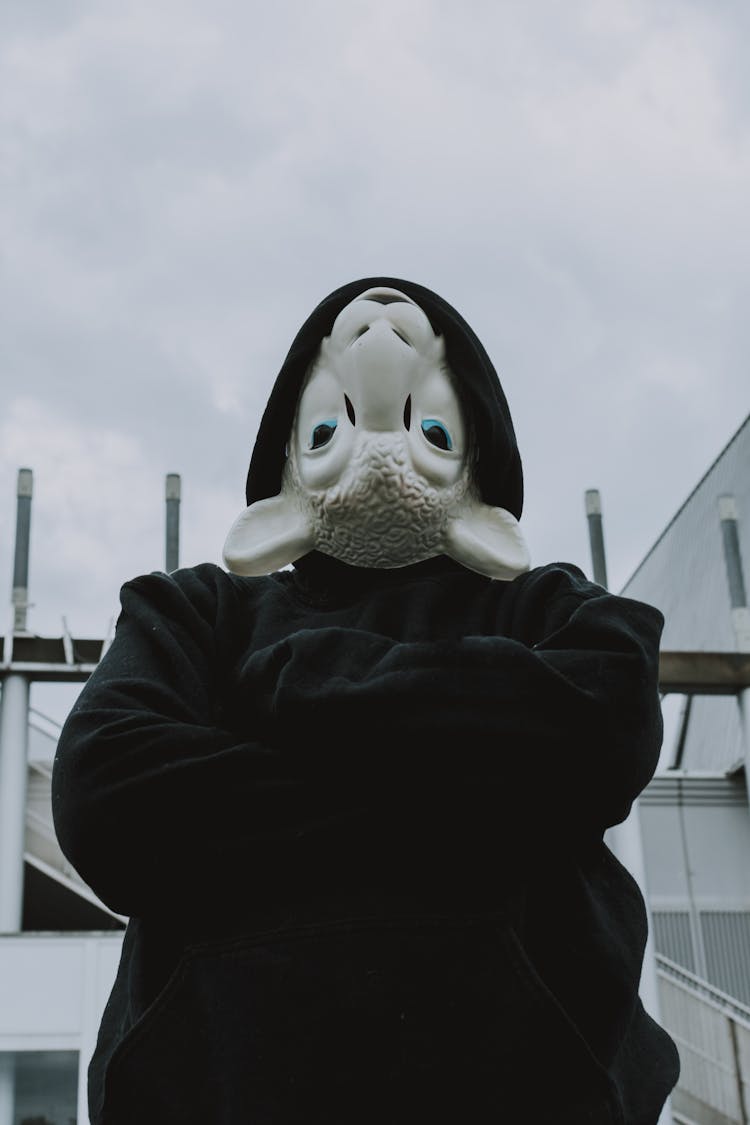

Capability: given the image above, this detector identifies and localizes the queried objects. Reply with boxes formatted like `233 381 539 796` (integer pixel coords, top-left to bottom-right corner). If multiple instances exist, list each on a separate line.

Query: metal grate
654 911 697 974
702 913 750 1008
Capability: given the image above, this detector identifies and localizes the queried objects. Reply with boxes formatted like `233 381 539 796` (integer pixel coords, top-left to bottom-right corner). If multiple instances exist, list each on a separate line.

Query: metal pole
0 1052 14 1125
585 489 608 589
718 496 750 766
719 496 750 637
165 473 181 573
584 491 671 1122
0 674 29 932
12 469 32 634
0 469 34 932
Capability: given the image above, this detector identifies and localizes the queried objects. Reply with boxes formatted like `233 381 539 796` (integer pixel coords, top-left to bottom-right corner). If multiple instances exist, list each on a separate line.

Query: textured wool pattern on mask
285 429 471 569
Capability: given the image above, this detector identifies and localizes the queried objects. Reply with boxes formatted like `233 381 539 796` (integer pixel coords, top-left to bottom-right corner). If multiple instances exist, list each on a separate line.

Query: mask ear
445 500 530 581
223 493 315 576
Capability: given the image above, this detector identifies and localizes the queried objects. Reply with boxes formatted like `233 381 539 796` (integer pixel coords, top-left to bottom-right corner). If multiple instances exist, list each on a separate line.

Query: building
0 613 125 1124
624 413 750 1125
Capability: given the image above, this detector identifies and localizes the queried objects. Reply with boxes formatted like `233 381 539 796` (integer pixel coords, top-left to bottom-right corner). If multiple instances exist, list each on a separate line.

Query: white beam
0 675 30 932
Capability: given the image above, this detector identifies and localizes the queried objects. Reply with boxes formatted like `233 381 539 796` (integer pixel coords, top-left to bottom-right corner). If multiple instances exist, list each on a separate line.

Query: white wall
0 932 124 1124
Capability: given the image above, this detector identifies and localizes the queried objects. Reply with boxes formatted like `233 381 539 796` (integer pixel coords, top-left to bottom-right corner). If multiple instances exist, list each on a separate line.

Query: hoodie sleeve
252 563 664 836
51 565 326 917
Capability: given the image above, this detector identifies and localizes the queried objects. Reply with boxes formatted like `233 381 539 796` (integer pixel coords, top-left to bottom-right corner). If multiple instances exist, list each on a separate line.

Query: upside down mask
223 281 530 580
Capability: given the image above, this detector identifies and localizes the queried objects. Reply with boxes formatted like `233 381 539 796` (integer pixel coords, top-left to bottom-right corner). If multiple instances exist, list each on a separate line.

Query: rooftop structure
620 413 750 1124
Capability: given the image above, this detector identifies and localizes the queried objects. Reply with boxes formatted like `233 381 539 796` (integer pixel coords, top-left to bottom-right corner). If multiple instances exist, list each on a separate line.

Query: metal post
165 473 181 573
0 674 29 931
671 694 693 770
718 496 750 766
585 489 608 589
12 469 32 634
0 469 34 932
0 1052 14 1125
584 491 672 1122
720 496 749 614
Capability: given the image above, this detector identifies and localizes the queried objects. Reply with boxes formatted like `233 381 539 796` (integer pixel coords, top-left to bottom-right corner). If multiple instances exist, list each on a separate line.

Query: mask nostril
354 325 369 340
344 394 356 425
403 395 412 430
391 327 412 348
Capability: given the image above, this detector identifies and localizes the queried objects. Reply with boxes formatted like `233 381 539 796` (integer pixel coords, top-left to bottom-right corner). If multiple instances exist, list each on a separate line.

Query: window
0 1051 78 1125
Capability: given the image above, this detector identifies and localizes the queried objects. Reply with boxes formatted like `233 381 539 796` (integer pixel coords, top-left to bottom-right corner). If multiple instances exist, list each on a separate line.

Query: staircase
658 954 750 1125
25 711 124 923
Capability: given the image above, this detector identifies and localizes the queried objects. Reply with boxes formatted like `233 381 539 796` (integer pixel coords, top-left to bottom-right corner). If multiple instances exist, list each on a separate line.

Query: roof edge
621 411 750 594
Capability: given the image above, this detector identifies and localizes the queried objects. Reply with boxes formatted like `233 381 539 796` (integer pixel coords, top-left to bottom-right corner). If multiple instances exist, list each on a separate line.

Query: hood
244 276 524 520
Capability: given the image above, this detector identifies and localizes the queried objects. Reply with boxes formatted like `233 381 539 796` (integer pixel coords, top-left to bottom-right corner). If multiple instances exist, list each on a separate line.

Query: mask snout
346 319 418 433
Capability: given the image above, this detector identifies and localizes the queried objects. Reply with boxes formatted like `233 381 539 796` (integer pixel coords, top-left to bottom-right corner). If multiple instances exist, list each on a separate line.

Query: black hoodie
52 278 679 1125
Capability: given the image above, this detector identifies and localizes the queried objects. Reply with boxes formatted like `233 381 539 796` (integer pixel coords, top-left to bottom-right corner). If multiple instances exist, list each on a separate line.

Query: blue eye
421 419 452 451
310 419 337 449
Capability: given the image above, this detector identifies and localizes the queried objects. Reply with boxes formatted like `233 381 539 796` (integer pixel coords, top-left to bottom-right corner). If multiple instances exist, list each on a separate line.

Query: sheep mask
223 286 530 581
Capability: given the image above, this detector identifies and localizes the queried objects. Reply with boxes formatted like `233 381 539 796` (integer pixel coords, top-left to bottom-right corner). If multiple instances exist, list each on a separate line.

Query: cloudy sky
2 0 749 717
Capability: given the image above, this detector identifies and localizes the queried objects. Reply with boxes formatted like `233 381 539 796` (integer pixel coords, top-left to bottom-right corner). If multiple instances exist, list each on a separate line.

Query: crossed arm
52 564 663 916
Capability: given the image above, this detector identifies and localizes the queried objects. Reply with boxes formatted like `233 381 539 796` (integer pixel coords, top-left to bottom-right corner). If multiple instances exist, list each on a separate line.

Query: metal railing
658 954 750 1124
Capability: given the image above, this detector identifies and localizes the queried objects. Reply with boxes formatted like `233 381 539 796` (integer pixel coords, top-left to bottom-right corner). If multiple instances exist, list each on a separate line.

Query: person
52 277 680 1124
